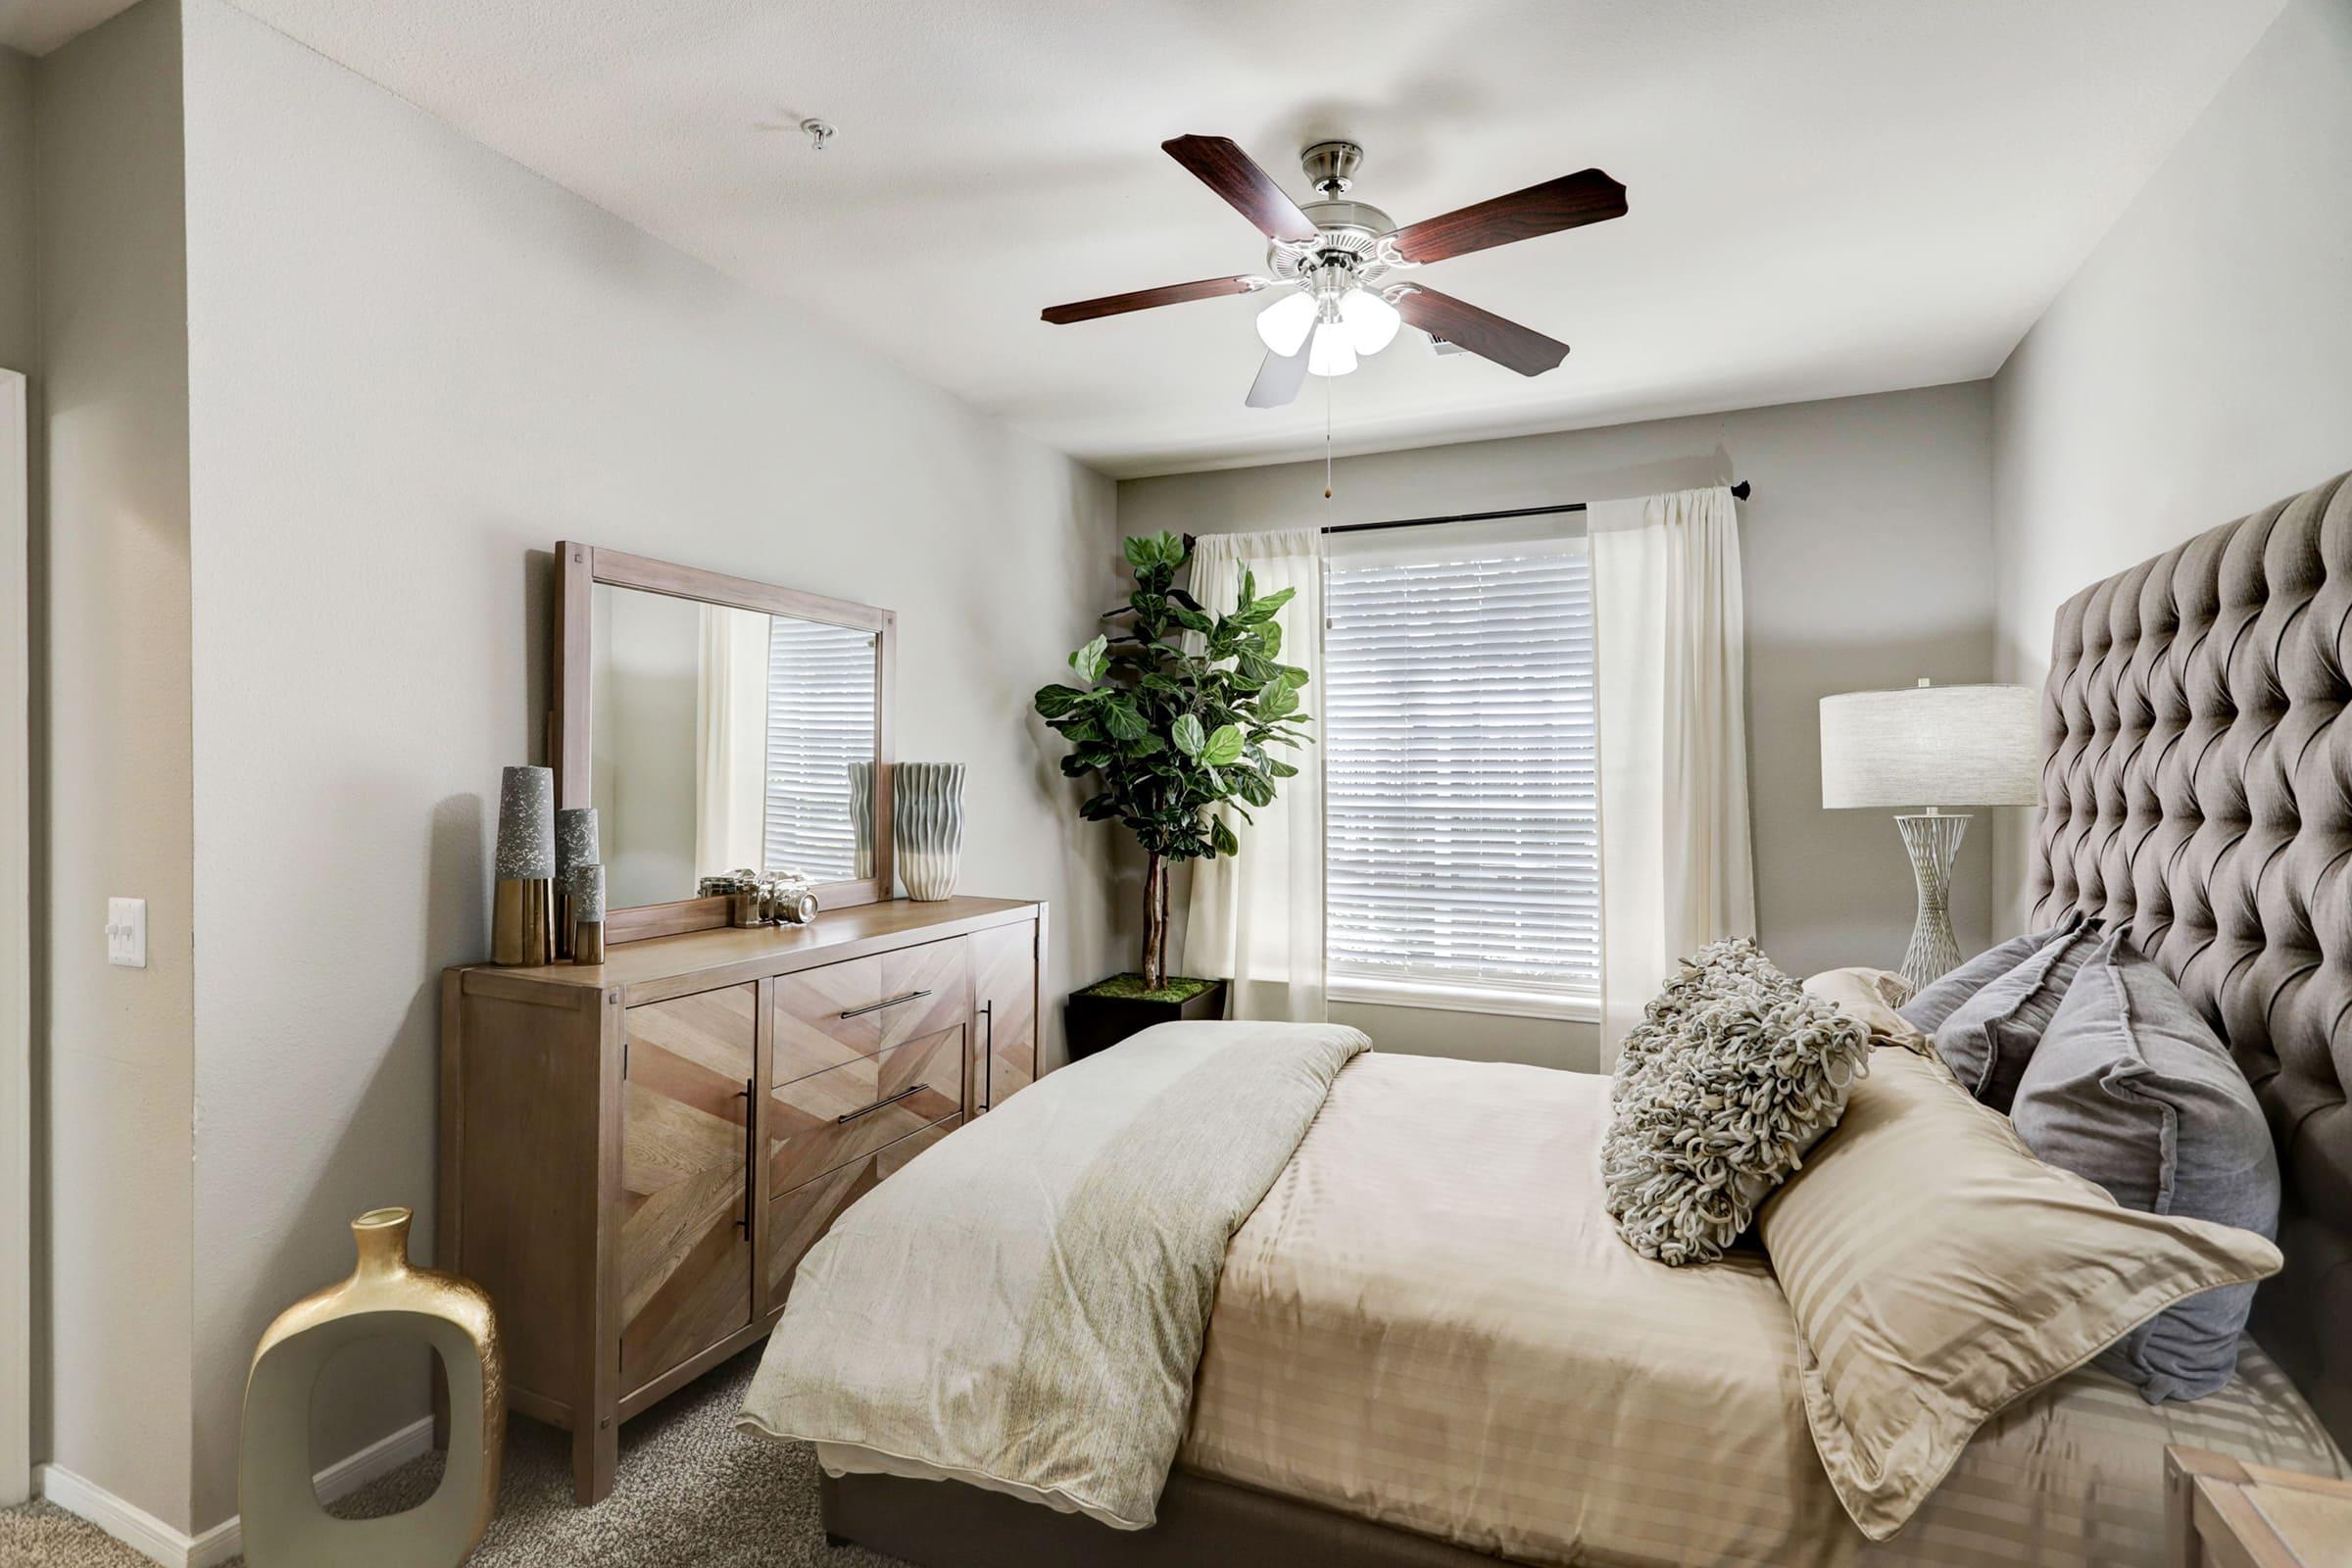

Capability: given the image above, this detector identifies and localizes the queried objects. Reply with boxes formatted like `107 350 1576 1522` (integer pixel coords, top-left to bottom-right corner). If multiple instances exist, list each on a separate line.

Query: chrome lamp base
1895 812 1969 994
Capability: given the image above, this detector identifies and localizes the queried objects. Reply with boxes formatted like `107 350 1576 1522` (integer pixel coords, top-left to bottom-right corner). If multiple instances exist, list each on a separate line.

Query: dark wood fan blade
1042 275 1256 324
1387 169 1627 264
1245 331 1314 409
1391 285 1570 376
1161 135 1320 243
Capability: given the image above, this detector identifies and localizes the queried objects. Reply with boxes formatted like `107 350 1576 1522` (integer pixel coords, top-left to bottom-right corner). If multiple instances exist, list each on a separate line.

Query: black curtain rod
1321 479 1750 537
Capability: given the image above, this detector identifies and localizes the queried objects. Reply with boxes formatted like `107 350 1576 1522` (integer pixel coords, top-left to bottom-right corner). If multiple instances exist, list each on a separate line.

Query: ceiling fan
1042 136 1627 409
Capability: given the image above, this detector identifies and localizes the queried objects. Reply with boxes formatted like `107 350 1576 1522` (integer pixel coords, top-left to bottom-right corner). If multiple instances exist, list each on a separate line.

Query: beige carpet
0 1347 910 1566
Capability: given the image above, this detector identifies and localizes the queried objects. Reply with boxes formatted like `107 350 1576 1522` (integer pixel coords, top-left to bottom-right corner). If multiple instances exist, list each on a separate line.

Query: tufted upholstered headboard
2030 470 2352 1446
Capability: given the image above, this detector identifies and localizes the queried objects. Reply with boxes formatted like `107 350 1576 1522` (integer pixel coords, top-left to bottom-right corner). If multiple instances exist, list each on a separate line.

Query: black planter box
1064 977 1230 1063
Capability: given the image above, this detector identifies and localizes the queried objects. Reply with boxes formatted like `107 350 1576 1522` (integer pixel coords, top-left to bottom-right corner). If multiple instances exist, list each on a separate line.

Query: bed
749 469 2352 1566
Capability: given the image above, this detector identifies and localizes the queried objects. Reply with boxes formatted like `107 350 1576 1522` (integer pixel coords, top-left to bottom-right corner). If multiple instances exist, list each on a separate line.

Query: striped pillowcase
1757 1047 2281 1540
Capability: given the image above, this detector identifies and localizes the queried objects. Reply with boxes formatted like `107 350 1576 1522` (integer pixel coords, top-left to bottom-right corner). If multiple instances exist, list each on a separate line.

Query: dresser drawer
766 1024 962 1191
772 955 887 1082
765 1114 962 1312
878 937 970 1049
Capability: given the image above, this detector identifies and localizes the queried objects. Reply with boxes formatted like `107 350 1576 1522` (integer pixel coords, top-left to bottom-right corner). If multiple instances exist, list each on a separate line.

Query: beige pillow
1802 967 1931 1053
1757 1048 2281 1540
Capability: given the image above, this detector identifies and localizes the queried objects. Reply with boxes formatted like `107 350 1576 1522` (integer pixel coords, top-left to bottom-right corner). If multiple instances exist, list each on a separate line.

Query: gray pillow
1932 920 2103 1112
2010 938 2278 1401
1898 911 2084 1034
1603 939 1872 1266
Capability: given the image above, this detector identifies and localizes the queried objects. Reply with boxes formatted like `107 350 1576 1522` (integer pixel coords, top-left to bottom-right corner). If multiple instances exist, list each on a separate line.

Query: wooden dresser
438 895 1046 1503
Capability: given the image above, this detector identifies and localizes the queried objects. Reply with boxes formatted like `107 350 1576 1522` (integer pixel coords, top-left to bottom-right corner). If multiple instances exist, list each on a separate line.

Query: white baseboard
36 1415 437 1568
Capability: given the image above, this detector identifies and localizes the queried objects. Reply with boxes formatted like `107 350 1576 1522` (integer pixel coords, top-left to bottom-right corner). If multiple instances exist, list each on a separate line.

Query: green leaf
1167 606 1213 635
1252 585 1297 616
1033 683 1087 718
1235 652 1279 687
1121 535 1158 571
1067 634 1108 684
1239 565 1257 609
1171 712 1206 757
1102 701 1149 742
1266 759 1298 778
1255 618 1283 658
1231 765 1275 808
1256 680 1298 720
1211 815 1240 858
1202 723 1245 767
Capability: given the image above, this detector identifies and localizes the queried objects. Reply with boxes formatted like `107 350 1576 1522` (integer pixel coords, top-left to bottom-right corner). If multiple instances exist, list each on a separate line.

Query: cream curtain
1588 486 1756 1062
695 604 770 878
1180 528 1327 1022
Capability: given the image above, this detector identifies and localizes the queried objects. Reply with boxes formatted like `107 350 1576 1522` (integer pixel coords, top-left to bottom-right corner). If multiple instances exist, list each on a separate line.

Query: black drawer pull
839 989 931 1020
738 1079 754 1238
836 1083 928 1125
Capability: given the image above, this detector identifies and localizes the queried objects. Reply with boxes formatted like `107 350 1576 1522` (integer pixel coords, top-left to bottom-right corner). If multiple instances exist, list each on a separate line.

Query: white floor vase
893 762 965 901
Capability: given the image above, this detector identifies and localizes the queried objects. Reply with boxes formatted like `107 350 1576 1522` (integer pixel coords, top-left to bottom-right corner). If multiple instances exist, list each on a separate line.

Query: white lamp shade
1819 683 2041 808
1306 326 1357 377
1254 291 1316 357
1339 289 1400 355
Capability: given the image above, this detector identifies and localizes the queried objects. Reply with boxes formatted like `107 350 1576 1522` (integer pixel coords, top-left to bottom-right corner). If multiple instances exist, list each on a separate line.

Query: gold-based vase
240 1208 504 1567
491 877 555 966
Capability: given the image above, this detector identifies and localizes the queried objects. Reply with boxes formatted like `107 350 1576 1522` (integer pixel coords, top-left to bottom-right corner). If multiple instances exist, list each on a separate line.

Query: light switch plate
106 897 146 968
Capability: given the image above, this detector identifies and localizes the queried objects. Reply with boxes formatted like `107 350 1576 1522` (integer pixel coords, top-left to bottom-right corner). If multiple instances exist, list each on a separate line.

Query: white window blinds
1323 518 1599 1002
762 617 878 881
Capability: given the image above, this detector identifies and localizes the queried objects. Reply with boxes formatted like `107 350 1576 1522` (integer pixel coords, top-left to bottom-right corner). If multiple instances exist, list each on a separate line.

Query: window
1323 519 1599 1017
762 617 878 881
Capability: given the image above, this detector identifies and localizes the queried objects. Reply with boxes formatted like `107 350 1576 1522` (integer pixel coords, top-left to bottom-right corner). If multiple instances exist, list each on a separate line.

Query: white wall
0 46 29 372
0 42 32 1510
1118 382 1999 1068
31 0 199 1534
173 0 1121 1531
1987 0 2352 931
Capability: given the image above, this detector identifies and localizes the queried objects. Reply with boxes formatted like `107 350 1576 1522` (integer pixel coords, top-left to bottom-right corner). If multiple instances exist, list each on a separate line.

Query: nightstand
2167 1446 2352 1566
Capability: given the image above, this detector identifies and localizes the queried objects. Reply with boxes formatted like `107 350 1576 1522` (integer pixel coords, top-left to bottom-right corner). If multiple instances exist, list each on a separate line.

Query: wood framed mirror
553 543 896 942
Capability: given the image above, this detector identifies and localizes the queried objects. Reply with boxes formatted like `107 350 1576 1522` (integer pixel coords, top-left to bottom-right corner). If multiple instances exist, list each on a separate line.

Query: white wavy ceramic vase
893 762 965 902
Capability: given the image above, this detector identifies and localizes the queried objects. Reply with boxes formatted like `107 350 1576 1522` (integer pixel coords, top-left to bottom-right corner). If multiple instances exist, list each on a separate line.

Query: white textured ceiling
1 0 141 54
225 0 2282 477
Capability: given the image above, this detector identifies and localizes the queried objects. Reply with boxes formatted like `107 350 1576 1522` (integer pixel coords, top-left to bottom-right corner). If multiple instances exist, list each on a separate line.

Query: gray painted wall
1117 381 2000 1067
1987 0 2352 931
32 0 199 1533
172 0 1122 1529
0 47 30 374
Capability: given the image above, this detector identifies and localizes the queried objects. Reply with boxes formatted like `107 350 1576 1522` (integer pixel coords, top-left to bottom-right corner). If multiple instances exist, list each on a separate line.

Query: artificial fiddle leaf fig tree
1034 530 1313 991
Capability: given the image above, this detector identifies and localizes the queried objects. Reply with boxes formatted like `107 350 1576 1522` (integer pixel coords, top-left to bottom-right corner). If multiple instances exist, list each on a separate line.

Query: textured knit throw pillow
1603 939 1873 1266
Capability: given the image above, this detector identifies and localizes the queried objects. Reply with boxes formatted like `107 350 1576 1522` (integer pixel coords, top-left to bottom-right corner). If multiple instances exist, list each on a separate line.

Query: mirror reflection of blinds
1324 532 1599 997
763 619 877 882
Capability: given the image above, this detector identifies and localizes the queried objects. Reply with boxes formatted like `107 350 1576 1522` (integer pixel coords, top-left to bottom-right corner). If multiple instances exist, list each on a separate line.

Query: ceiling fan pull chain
1325 373 1335 500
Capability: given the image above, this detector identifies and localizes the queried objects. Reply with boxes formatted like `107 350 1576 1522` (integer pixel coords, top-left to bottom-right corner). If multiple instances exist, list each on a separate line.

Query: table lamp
1819 679 2041 991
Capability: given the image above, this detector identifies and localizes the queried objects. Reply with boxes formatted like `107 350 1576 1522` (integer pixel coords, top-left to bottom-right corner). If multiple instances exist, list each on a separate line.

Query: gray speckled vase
554 807 601 961
491 765 556 965
494 767 556 880
893 762 965 902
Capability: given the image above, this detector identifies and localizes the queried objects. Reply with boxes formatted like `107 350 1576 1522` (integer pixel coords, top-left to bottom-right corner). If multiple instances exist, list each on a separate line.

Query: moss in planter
1077 972 1221 1004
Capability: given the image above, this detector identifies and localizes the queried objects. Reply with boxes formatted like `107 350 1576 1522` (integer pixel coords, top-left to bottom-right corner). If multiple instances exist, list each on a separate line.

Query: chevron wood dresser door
972 920 1038 1111
618 984 756 1390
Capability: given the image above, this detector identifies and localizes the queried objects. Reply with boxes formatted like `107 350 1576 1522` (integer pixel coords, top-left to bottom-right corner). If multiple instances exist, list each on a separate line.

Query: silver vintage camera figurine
701 868 821 928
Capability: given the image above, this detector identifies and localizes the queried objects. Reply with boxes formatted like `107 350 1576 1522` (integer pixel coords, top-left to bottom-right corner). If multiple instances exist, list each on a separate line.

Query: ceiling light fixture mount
1042 134 1626 407
798 118 836 153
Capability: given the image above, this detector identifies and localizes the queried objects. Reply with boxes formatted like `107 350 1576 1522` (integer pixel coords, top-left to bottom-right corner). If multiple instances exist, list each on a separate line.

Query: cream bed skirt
1180 1054 2345 1568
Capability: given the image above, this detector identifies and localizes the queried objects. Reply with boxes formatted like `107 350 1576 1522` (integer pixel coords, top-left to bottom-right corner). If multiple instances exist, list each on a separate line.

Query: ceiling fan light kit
1043 135 1625 408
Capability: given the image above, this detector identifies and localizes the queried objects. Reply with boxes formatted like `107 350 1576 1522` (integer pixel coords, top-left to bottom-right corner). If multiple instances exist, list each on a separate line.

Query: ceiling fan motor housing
1267 143 1403 294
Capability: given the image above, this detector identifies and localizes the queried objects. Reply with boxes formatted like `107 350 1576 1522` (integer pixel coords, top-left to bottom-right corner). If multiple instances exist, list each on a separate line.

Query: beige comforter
1181 1053 2345 1567
738 1019 1371 1530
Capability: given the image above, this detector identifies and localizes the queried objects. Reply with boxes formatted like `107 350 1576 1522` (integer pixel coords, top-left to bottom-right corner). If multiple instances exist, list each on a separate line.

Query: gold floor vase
240 1207 504 1567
